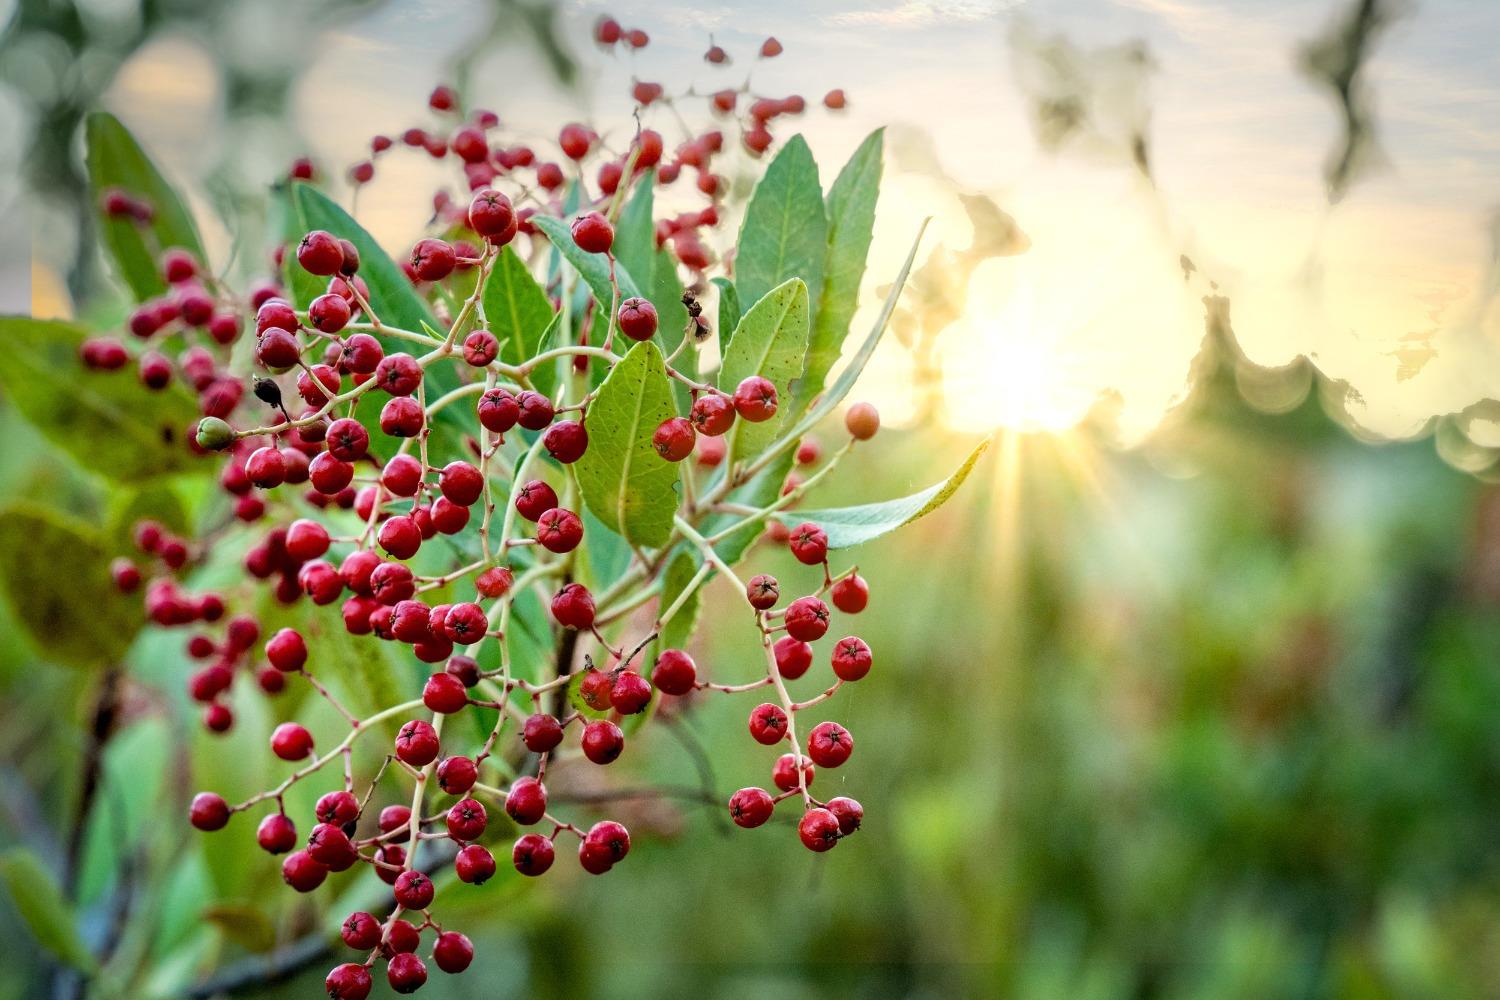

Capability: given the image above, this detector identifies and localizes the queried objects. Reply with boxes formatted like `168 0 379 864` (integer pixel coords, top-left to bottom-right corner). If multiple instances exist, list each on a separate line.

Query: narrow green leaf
734 135 827 313
528 310 565 402
287 183 438 335
482 246 555 366
657 550 703 652
85 111 204 301
796 129 884 414
1 849 98 973
712 277 740 351
772 438 990 548
0 317 203 483
532 215 644 309
0 504 142 669
613 173 657 287
575 341 680 547
717 278 810 468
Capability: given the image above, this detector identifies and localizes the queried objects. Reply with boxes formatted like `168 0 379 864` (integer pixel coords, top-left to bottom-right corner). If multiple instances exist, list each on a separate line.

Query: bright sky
90 0 1500 445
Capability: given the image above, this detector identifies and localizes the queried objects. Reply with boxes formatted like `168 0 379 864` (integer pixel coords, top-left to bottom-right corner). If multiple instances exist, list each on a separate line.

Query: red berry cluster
91 20 889 1000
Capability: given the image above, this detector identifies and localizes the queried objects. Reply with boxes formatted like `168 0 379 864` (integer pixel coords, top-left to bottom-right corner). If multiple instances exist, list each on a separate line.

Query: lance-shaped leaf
657 549 704 652
613 173 658 287
734 135 827 314
712 276 741 351
575 340 680 547
482 245 554 366
795 128 883 414
532 214 643 309
772 438 990 548
85 111 204 302
1 850 97 973
717 278 810 468
0 318 202 483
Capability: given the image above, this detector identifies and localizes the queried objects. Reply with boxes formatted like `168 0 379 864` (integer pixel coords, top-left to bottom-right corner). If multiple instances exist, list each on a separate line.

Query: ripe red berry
375 352 422 396
462 329 500 367
382 454 424 497
468 187 516 239
505 776 548 825
387 952 427 994
325 962 372 1000
266 628 307 671
513 833 555 876
478 387 520 432
433 931 474 974
550 582 595 629
516 390 554 430
772 753 814 792
455 843 496 884
578 669 615 712
824 88 848 110
437 755 478 795
307 823 358 870
536 508 583 553
807 721 854 768
476 565 513 599
559 123 594 160
705 43 728 64
831 573 869 613
652 417 695 462
827 796 864 834
651 649 697 695
446 797 488 841
281 849 328 891
423 672 469 713
845 401 880 440
733 375 779 422
190 792 230 831
339 333 383 375
409 238 456 282
308 292 351 333
309 452 354 495
543 420 588 463
378 397 423 438
578 839 613 875
395 719 440 766
380 916 419 952
617 297 658 341
270 722 314 761
760 36 784 58
788 522 828 565
370 562 415 605
378 515 422 559
585 820 631 864
570 211 613 254
773 636 813 680
831 636 872 681
610 671 652 714
581 719 624 765
297 230 344 276
393 869 434 910
341 911 382 950
513 480 558 522
111 558 142 592
324 418 369 462
438 460 483 506
689 393 735 436
523 713 564 753
784 596 830 642
317 790 359 826
798 807 841 852
746 574 780 610
728 787 775 828
245 446 287 489
748 703 788 745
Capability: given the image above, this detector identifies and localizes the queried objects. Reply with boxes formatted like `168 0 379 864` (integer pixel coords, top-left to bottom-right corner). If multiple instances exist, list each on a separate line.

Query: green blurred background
5 1 1500 998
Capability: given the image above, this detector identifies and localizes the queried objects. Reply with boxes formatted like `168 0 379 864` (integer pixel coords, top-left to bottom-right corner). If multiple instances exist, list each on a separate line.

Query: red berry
437 754 478 795
610 671 652 714
550 582 595 628
772 753 814 792
309 452 354 495
245 446 287 489
477 388 520 432
395 719 440 766
773 636 813 680
468 188 515 239
281 849 328 891
570 211 613 254
270 722 314 760
807 721 853 768
504 776 548 825
433 931 474 974
325 962 372 1000
746 574 780 610
788 522 828 565
760 36 784 58
340 333 384 375
827 796 863 834
446 797 488 841
297 230 344 276
266 628 307 671
189 792 230 831
784 596 830 642
387 952 427 994
536 508 583 553
824 89 847 110
651 649 696 695
455 843 496 884
581 719 624 765
559 123 595 160
728 787 775 828
462 329 499 367
512 833 555 876
831 636 872 681
798 807 840 852
617 297 658 341
111 558 142 592
523 713 564 753
381 916 419 952
516 390 554 430
845 401 880 440
285 518 331 562
341 911 381 950
393 869 434 909
382 454 424 497
476 565 513 598
578 669 615 712
308 292 351 333
652 417 695 462
381 397 424 438
317 790 359 825
585 820 630 863
594 17 622 45
514 480 558 522
307 823 358 871
831 573 869 614
748 703 788 745
439 460 483 506
410 238 455 282
378 804 411 833
424 672 469 713
689 394 735 436
733 375 778 422
378 515 422 559
375 352 422 396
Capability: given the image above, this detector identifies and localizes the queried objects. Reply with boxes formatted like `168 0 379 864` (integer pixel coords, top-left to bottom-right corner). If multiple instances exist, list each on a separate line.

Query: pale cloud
823 0 1021 29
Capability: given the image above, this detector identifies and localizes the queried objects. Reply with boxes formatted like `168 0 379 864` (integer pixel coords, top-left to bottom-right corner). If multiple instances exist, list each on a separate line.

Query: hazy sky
82 0 1500 446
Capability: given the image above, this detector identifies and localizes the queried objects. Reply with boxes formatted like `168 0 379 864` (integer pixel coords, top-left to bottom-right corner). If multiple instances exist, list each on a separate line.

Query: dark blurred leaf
717 278 810 469
1 849 97 973
772 438 990 548
734 135 826 316
203 902 277 954
0 504 141 669
0 317 203 483
85 111 204 301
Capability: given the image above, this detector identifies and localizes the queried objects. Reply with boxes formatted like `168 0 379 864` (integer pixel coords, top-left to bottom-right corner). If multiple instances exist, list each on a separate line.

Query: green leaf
85 111 204 301
797 129 883 414
1 849 98 973
482 245 555 367
0 317 204 483
528 310 565 403
657 550 703 652
712 277 741 351
0 504 141 669
734 135 827 314
580 507 633 594
717 279 810 468
286 182 438 335
613 173 657 288
709 452 796 566
203 902 278 954
575 341 680 548
772 438 991 548
532 215 644 309
651 247 694 412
